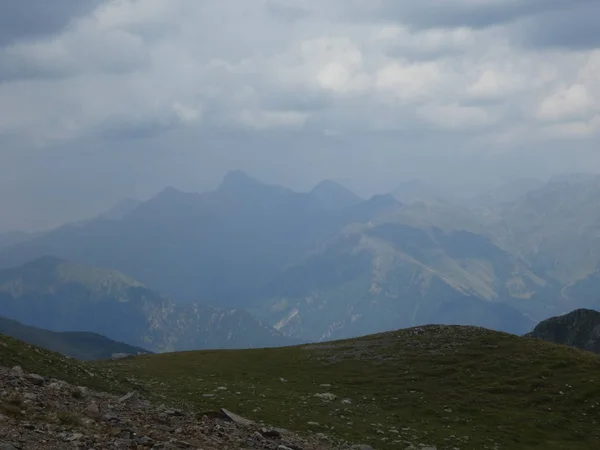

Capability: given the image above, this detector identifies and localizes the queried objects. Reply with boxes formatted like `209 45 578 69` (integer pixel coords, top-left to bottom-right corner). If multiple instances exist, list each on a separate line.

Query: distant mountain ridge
0 315 150 360
0 171 402 307
257 222 536 340
0 256 297 352
3 171 600 344
310 179 363 210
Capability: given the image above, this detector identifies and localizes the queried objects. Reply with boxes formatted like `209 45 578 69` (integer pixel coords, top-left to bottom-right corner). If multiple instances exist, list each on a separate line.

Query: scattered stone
111 353 134 360
66 432 83 441
315 392 337 401
23 392 36 401
221 408 254 426
9 366 23 377
0 364 375 450
261 427 282 439
27 373 45 386
118 390 140 405
85 401 101 420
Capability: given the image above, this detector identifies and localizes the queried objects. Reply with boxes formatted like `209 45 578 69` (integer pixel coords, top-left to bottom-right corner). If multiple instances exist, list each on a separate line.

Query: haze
1 0 600 232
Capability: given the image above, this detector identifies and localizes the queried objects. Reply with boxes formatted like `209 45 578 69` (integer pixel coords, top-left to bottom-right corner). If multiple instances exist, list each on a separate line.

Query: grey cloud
338 0 592 30
0 0 103 46
266 0 311 22
514 2 600 50
0 0 599 232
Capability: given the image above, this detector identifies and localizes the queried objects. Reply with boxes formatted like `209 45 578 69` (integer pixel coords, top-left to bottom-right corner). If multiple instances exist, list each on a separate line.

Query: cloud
0 0 103 45
514 2 600 50
0 0 599 230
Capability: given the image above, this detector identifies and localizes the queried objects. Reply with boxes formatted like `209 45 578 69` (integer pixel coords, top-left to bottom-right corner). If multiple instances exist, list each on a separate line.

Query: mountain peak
310 179 363 210
527 309 600 354
217 170 292 200
21 255 64 270
218 170 265 192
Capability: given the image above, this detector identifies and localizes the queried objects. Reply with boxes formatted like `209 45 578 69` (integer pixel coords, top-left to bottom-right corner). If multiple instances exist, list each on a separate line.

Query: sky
1 0 600 231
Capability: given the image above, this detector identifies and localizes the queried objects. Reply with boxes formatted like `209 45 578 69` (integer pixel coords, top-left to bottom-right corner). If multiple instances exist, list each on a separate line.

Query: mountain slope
483 175 600 284
256 222 537 340
310 179 363 210
0 172 400 307
0 230 36 250
526 309 600 353
0 256 296 352
0 315 150 360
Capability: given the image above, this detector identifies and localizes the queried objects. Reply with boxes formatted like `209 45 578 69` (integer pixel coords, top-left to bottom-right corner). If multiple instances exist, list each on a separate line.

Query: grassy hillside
102 325 600 450
0 316 150 360
0 333 132 393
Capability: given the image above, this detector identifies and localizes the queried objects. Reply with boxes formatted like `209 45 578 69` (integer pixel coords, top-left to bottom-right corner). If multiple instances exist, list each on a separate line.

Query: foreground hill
0 256 296 352
526 309 600 353
103 325 600 450
0 316 150 360
0 335 343 450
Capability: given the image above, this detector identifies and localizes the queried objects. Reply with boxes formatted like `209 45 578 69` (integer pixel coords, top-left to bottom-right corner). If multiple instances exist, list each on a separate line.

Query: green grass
0 333 133 393
4 325 600 449
100 325 600 450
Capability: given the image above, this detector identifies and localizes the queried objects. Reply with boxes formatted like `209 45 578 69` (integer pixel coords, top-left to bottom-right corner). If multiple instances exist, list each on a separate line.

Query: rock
261 427 282 439
314 393 337 401
66 433 84 442
252 431 266 442
221 408 254 427
307 422 320 427
9 366 23 377
341 398 352 404
111 353 134 360
23 392 36 401
351 445 374 450
85 401 101 420
27 373 45 385
118 390 140 405
152 443 178 450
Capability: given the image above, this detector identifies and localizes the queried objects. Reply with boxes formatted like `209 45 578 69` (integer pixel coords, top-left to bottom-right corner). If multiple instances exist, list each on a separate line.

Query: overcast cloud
0 0 599 231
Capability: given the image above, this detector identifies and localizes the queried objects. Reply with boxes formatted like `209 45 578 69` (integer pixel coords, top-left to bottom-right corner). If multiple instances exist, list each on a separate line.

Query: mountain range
2 171 600 346
0 315 149 360
0 256 296 352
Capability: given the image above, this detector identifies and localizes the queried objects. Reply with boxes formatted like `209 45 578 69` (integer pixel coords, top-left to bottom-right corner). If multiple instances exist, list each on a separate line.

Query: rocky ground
0 364 437 450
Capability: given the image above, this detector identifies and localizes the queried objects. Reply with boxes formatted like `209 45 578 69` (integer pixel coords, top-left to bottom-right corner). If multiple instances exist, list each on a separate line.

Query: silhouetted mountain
526 309 600 354
0 172 394 307
0 315 150 360
310 180 363 210
96 198 142 221
0 231 35 250
391 179 450 204
0 257 296 352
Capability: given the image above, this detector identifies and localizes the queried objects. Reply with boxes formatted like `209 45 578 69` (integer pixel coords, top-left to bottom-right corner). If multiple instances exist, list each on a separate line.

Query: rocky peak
526 308 600 353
